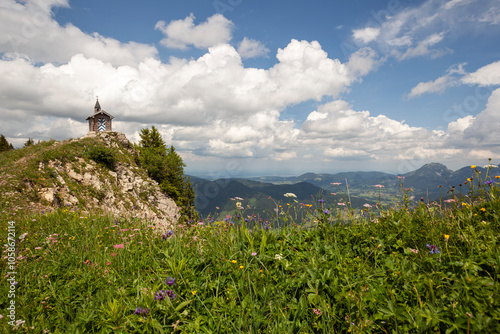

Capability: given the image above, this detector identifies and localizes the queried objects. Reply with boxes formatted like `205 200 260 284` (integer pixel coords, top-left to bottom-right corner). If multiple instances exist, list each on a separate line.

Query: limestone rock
30 132 181 229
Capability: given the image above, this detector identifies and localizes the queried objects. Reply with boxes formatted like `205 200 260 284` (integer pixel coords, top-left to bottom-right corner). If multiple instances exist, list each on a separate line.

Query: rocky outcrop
33 132 180 231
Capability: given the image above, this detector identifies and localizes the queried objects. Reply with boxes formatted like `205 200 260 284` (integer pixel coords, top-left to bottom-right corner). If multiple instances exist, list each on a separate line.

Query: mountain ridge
191 162 499 219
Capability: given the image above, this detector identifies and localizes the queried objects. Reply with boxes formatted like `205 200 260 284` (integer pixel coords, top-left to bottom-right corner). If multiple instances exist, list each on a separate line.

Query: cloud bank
0 0 499 175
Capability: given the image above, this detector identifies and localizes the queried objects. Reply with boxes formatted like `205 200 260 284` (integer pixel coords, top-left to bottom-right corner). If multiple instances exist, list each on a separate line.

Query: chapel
86 98 114 132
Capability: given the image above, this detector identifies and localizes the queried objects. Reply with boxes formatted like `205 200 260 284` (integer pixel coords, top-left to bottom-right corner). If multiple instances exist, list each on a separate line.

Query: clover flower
275 253 283 261
426 244 441 254
313 308 322 316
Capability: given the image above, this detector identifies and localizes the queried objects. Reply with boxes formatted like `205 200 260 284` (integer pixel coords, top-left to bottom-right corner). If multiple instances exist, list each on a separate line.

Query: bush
85 145 116 170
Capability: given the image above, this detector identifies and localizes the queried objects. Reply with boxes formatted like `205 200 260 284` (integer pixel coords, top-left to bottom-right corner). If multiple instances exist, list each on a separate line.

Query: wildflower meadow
1 165 499 333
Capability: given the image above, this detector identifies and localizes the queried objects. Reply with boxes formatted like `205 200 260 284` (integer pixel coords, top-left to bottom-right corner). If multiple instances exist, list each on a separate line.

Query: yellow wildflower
239 265 244 269
471 165 476 169
231 260 237 264
444 234 449 242
480 208 486 212
191 291 196 295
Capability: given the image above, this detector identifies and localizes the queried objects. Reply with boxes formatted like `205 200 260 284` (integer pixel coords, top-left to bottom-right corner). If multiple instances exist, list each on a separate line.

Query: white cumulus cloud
0 0 157 66
462 60 500 86
237 37 269 59
155 13 233 50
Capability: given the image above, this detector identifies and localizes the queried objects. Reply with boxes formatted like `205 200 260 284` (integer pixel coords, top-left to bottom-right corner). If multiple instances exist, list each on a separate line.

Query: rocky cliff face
0 132 180 232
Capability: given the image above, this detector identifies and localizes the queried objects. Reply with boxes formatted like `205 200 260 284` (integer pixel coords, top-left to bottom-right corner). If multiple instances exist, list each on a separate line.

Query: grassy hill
0 132 180 230
0 167 498 332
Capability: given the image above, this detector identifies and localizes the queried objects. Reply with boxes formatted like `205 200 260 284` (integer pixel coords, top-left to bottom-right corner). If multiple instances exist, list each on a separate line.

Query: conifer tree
138 126 197 220
24 138 34 147
0 134 14 153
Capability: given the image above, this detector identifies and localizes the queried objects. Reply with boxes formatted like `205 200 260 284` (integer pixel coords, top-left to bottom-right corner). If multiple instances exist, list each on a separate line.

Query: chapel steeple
94 97 101 113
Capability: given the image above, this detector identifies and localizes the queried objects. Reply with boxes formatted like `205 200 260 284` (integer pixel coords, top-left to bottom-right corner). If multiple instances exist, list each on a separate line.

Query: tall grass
1 168 499 333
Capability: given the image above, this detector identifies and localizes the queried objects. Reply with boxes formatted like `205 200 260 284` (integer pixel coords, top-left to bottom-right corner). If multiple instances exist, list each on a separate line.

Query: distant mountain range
190 162 499 220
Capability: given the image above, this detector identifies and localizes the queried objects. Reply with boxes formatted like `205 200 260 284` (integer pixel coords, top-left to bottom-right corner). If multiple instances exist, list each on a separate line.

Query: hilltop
0 132 180 231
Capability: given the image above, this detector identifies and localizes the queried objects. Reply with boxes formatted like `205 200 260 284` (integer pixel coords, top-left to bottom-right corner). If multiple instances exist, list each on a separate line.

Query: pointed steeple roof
94 98 101 113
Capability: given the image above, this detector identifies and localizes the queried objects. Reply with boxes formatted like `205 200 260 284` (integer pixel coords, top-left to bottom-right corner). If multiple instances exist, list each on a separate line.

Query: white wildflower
284 193 297 198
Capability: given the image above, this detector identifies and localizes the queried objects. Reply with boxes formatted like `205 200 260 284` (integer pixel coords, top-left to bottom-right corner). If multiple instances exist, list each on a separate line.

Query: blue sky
1 0 499 177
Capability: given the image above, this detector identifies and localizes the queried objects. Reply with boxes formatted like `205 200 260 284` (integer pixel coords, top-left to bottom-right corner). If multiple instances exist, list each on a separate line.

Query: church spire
94 97 101 113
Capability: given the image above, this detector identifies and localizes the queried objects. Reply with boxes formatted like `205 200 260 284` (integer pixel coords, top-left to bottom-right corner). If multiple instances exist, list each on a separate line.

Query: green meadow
1 166 499 333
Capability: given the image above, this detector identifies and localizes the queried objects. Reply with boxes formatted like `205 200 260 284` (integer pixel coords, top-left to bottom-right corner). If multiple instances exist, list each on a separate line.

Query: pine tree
24 138 34 147
138 127 197 220
0 134 14 153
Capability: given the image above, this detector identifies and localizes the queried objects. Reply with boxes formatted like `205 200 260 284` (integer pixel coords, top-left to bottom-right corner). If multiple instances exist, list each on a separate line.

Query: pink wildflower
113 244 124 249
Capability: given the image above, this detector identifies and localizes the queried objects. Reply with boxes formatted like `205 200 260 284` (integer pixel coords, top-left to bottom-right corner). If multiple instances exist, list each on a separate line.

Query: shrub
85 145 116 170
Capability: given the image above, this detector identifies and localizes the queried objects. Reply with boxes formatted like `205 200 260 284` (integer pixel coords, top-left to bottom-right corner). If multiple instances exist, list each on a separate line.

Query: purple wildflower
323 209 330 214
426 244 441 254
165 276 176 286
154 290 167 301
318 199 325 204
167 290 176 299
485 180 494 185
134 307 149 318
162 230 174 240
